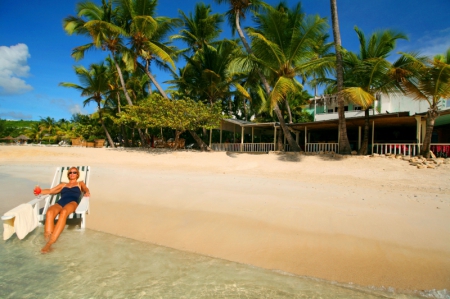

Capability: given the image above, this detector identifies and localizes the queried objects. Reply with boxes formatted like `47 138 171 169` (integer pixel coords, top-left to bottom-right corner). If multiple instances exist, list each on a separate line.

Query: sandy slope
1 145 449 291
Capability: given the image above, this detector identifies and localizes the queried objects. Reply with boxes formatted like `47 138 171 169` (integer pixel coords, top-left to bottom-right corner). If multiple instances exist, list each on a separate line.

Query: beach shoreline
1 146 449 292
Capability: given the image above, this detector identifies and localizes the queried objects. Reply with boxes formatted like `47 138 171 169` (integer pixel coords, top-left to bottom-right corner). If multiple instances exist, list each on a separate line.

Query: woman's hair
67 167 80 180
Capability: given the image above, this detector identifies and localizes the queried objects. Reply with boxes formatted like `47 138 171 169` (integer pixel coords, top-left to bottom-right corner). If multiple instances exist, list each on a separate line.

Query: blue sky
0 0 449 121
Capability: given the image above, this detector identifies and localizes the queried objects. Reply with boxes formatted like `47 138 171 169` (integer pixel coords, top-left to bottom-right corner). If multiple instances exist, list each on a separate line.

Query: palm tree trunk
110 52 146 146
235 12 300 152
277 128 284 151
358 109 370 155
139 61 169 99
420 107 439 158
189 130 211 151
174 130 183 150
284 98 293 124
97 103 115 148
116 94 130 147
330 0 351 155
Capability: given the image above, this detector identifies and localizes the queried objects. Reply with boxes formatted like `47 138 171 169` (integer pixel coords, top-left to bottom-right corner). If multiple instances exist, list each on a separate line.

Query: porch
209 110 450 155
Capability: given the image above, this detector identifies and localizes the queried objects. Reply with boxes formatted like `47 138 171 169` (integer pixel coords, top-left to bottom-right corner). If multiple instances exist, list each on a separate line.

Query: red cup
34 185 42 195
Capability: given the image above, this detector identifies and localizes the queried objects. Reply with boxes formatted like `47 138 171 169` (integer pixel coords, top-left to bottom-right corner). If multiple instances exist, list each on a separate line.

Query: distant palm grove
1 0 449 156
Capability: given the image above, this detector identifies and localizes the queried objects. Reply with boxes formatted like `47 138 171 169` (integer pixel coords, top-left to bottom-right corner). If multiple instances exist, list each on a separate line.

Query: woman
35 167 90 253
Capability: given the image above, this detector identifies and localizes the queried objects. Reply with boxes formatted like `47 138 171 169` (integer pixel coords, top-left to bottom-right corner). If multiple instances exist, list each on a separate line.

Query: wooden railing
430 143 450 158
305 143 339 153
372 143 418 156
211 143 274 152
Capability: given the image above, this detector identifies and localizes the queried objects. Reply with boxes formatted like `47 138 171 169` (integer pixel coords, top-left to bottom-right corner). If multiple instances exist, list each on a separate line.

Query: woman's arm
79 181 90 197
35 183 65 196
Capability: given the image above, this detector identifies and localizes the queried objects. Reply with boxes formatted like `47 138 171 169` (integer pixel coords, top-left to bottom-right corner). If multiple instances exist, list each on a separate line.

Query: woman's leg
44 204 62 240
41 201 78 253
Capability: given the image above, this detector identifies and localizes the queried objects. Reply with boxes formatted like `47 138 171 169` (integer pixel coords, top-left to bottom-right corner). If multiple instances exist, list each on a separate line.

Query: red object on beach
34 185 41 195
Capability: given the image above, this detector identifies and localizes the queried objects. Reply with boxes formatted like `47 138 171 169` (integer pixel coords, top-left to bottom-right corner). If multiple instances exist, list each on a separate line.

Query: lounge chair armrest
2 196 49 221
27 195 49 206
76 196 90 213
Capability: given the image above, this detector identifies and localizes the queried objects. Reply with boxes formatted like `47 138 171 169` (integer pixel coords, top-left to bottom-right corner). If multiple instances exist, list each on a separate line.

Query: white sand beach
1 146 449 292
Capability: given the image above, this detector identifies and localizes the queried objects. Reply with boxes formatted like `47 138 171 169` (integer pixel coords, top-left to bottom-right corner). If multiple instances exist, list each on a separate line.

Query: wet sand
1 146 449 291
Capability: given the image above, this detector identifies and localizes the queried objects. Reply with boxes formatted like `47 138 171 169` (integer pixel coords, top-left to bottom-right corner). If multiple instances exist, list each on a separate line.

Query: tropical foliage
341 26 408 154
9 0 441 154
399 48 450 157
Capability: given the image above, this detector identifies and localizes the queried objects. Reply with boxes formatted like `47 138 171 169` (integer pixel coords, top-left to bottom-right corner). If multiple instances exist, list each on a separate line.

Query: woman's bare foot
41 242 53 254
44 231 52 242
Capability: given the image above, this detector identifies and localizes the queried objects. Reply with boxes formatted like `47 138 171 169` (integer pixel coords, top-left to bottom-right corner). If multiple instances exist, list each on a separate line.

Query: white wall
313 95 450 122
381 94 428 114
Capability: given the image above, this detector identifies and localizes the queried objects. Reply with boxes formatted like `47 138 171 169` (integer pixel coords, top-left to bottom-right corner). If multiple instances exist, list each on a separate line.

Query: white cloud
0 111 32 120
49 97 87 115
401 27 450 57
69 104 84 115
0 44 33 95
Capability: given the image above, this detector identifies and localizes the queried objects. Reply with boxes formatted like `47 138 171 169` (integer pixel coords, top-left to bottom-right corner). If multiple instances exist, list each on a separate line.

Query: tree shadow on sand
226 151 269 158
314 154 349 161
274 152 304 162
108 147 199 155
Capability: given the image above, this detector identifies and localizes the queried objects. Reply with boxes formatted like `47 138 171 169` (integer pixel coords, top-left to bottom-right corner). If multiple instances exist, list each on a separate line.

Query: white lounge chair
1 166 91 231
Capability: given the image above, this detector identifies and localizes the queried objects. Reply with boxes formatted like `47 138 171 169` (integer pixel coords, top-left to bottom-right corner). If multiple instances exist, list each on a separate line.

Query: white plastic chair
1 166 91 230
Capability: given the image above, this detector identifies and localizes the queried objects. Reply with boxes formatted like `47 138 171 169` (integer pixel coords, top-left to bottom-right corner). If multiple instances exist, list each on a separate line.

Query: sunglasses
68 171 78 175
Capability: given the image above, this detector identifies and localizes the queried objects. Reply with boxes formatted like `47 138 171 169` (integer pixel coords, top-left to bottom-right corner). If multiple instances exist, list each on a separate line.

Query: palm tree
39 117 58 142
172 3 224 53
59 63 116 148
26 122 44 143
105 55 130 146
341 27 408 155
55 121 75 142
400 48 450 157
329 0 351 154
303 33 335 97
236 2 327 151
168 40 245 105
217 1 307 151
214 0 262 59
167 40 247 150
116 0 181 98
63 0 146 146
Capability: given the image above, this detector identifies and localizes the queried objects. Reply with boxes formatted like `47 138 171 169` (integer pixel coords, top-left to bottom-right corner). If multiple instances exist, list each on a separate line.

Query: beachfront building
303 94 450 156
211 94 450 156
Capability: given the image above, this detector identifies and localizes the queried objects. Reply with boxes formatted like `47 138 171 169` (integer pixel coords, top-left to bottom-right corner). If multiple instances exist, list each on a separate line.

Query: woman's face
67 167 80 180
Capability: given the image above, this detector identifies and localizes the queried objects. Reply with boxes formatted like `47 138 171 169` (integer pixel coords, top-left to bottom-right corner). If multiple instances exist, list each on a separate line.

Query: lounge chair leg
80 213 85 229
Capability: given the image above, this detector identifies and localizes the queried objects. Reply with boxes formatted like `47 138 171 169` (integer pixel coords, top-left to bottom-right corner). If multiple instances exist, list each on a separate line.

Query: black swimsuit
57 185 82 207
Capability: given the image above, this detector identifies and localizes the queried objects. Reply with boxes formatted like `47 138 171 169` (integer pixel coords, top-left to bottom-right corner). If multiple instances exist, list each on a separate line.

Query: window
354 106 362 111
327 109 334 113
333 106 348 112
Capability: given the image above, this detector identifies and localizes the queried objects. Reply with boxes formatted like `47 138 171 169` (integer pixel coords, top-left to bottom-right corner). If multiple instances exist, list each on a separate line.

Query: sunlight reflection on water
0 227 430 299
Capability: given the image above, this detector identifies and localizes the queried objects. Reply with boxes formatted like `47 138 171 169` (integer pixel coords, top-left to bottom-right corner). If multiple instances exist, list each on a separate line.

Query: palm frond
341 87 375 109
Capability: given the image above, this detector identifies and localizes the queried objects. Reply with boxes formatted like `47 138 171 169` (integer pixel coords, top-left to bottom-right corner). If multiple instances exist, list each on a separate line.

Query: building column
371 121 375 154
304 126 307 151
421 119 426 143
219 121 222 144
209 128 212 147
273 126 277 150
240 127 244 152
252 127 254 143
358 126 361 150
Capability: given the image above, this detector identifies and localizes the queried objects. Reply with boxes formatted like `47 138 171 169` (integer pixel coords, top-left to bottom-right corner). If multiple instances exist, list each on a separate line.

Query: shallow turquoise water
0 227 439 299
0 167 447 298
